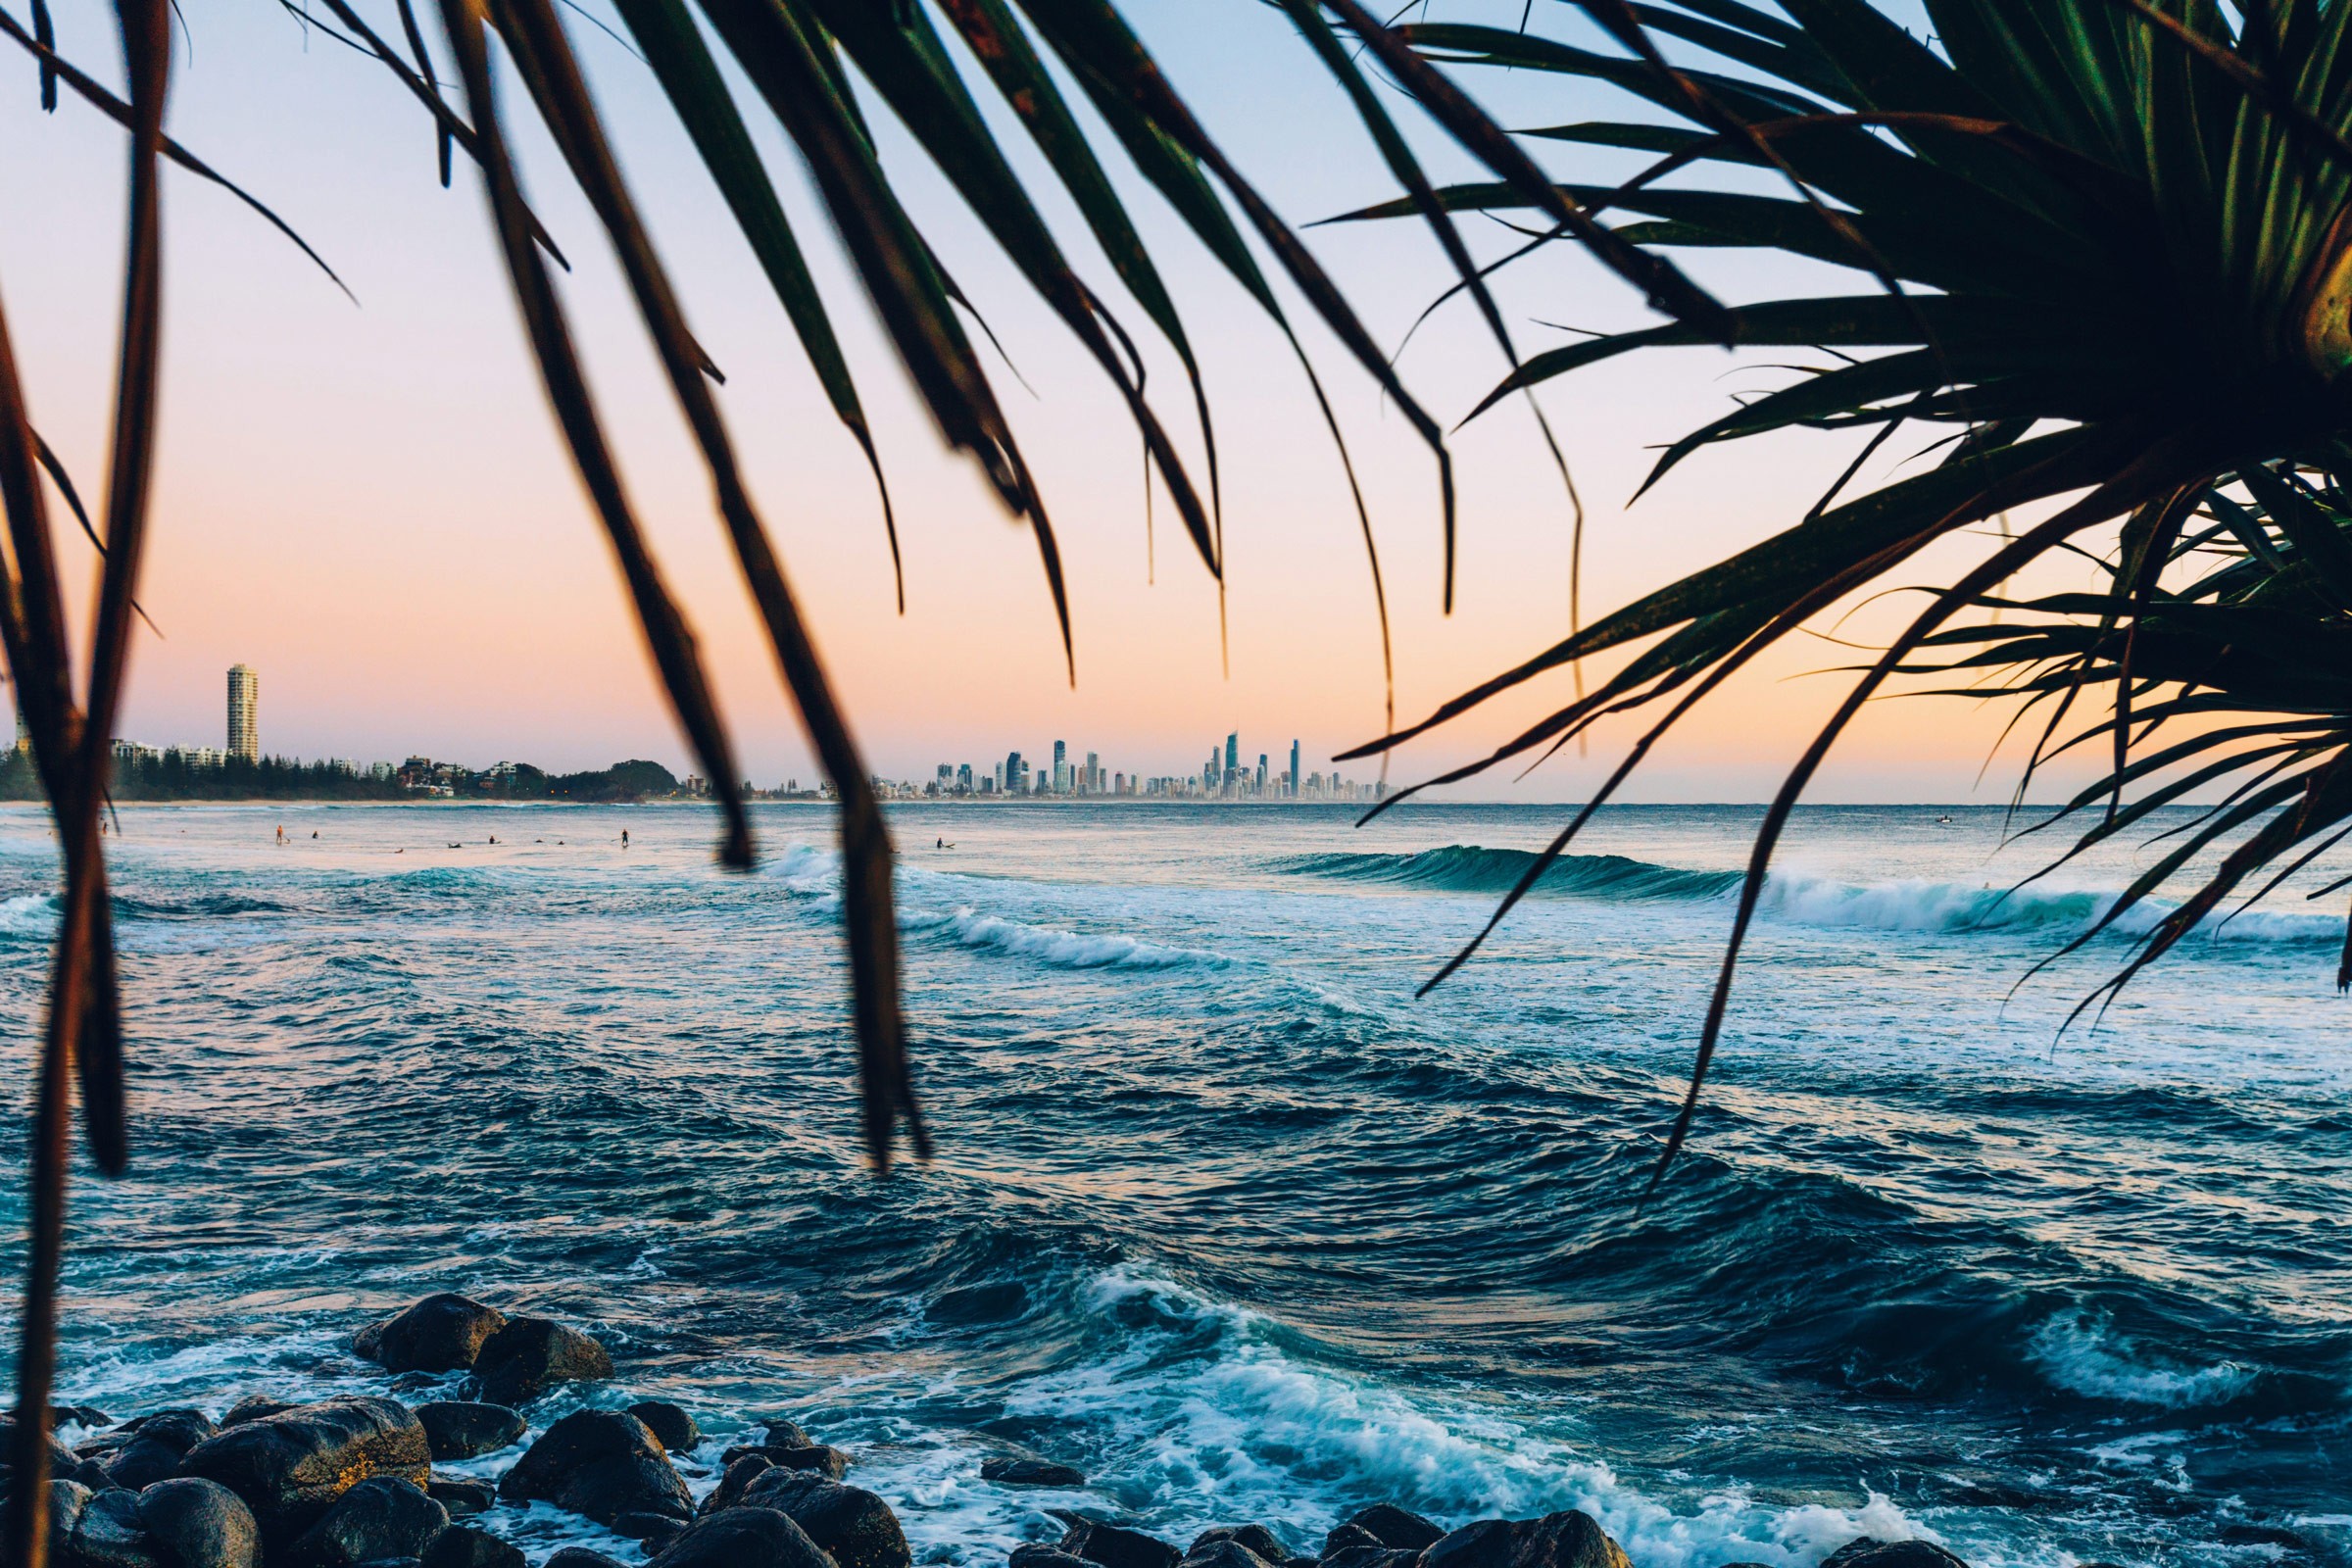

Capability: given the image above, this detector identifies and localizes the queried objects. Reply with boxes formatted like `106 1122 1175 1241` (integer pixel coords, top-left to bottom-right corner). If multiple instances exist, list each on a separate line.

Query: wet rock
624 1405 699 1455
1187 1531 1286 1564
495 1411 689 1528
217 1400 294 1432
1819 1544 1970 1568
1177 1543 1277 1568
471 1320 611 1407
0 1413 84 1476
137 1477 260 1568
385 1378 446 1398
1419 1512 1630 1568
177 1396 431 1545
757 1423 810 1452
283 1477 448 1568
616 1514 689 1550
758 1448 846 1481
983 1460 1084 1490
413 1405 523 1463
1007 1549 1089 1568
421 1527 521 1568
422 1482 493 1518
648 1507 832 1568
1330 1511 1438 1554
362 1298 509 1376
546 1551 630 1568
69 1487 164 1568
106 1414 217 1494
348 1558 423 1568
1052 1517 1179 1568
1317 1547 1413 1568
1315 1530 1377 1562
698 1458 773 1520
51 1409 115 1433
65 1460 116 1493
350 1324 385 1363
734 1471 908 1568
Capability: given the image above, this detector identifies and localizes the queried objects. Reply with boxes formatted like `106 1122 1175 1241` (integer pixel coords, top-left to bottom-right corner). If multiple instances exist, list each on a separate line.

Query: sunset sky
0 0 2101 801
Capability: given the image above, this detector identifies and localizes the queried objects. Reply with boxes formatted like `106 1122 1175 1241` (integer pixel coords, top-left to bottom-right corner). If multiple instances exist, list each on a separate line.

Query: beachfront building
226 664 260 761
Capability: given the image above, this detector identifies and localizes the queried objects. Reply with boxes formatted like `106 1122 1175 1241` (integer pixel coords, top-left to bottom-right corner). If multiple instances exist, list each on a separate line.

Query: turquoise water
0 802 2343 1568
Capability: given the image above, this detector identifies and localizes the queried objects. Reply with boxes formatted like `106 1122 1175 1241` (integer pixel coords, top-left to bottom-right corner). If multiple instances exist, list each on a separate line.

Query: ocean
0 801 2343 1568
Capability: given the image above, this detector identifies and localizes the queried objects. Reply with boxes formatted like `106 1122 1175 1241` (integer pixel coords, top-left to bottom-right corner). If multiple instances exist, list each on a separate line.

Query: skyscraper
1256 754 1267 793
226 664 260 761
1290 739 1301 798
1224 732 1239 777
1054 739 1069 794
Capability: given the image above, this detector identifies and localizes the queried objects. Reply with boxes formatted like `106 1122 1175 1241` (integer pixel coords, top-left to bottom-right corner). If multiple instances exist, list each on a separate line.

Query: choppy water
0 802 2344 1568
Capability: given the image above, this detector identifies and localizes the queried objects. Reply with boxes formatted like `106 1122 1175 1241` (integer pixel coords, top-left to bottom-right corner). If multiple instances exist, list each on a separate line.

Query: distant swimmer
312 830 318 839
937 837 944 849
489 835 498 845
622 828 630 849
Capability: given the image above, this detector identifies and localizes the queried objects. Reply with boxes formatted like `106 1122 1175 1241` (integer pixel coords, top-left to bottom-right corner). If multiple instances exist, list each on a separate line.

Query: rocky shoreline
2 1295 2100 1568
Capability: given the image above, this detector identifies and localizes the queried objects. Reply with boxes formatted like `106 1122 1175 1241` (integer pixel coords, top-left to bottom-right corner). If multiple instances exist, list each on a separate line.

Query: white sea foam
916 907 1229 972
0 891 56 934
1757 871 2341 944
859 1264 1947 1568
2027 1311 2256 1408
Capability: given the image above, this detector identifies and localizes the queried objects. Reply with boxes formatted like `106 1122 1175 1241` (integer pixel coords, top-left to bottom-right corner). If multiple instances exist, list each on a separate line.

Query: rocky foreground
2 1295 2091 1568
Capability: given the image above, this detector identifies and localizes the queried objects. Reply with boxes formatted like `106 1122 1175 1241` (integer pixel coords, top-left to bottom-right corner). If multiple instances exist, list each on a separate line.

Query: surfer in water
622 828 630 849
275 824 286 846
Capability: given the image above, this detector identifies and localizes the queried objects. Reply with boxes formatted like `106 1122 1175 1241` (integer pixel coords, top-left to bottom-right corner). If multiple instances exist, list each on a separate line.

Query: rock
1188 1530 1286 1564
69 1487 165 1568
470 1319 611 1406
1317 1548 1414 1568
1052 1517 1179 1568
546 1552 630 1568
495 1411 689 1528
218 1400 294 1432
1418 1513 1630 1568
362 1298 509 1375
1331 1511 1439 1554
624 1405 699 1455
0 1413 84 1476
758 1422 810 1452
648 1508 833 1568
66 1460 117 1492
983 1460 1084 1490
386 1378 446 1398
615 1515 688 1549
421 1527 521 1568
413 1405 523 1463
351 1324 385 1362
760 1448 847 1481
1177 1544 1276 1568
349 1559 423 1568
423 1481 493 1518
734 1471 908 1568
1316 1531 1377 1562
137 1477 260 1568
1008 1550 1090 1568
106 1414 217 1493
177 1397 431 1545
1820 1544 1970 1568
51 1408 115 1432
283 1478 448 1568
698 1457 773 1519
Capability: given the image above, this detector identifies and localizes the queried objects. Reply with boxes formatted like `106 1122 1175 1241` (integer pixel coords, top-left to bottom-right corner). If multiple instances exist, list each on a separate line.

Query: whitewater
0 801 2342 1568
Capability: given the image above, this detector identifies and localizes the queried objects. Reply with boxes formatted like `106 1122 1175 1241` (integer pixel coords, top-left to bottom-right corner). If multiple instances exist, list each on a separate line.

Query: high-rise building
1085 751 1100 794
226 664 260 761
1290 739 1301 798
1053 739 1070 794
957 763 973 793
1256 755 1268 793
1224 732 1239 777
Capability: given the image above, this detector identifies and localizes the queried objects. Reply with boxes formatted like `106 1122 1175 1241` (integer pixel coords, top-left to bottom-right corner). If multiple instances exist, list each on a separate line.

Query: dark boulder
1820 1543 1970 1568
983 1460 1084 1490
177 1396 431 1545
1008 1550 1089 1568
698 1458 773 1519
757 1422 810 1452
51 1409 115 1433
422 1482 492 1518
421 1527 521 1568
0 1413 84 1476
282 1478 448 1568
1317 1547 1414 1568
546 1553 631 1568
615 1515 688 1550
65 1460 116 1493
471 1320 611 1407
362 1298 509 1375
495 1411 689 1528
648 1508 832 1568
623 1405 699 1455
1317 1530 1375 1560
757 1448 847 1481
68 1487 164 1568
137 1477 260 1568
734 1471 907 1568
1176 1544 1275 1568
1330 1511 1438 1554
1418 1513 1630 1568
106 1413 216 1494
1187 1530 1285 1564
1054 1518 1179 1568
217 1400 294 1432
413 1406 523 1463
